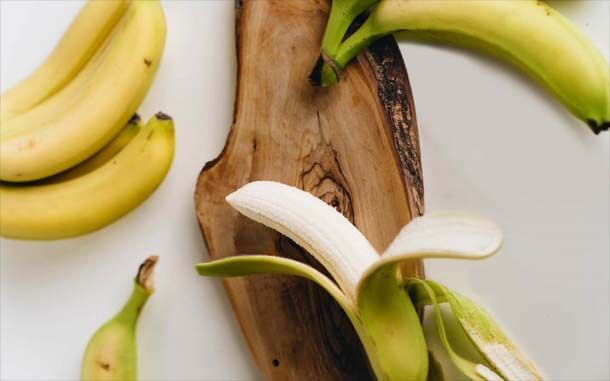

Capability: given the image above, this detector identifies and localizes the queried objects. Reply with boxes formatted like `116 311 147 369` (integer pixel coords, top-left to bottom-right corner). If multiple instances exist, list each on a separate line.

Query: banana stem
309 0 379 86
114 256 158 326
316 19 387 87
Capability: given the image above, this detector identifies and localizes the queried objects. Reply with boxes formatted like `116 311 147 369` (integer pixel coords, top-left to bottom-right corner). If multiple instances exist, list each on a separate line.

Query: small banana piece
314 0 609 133
0 0 167 182
0 0 129 122
81 255 158 381
42 114 142 183
197 181 531 381
0 113 174 240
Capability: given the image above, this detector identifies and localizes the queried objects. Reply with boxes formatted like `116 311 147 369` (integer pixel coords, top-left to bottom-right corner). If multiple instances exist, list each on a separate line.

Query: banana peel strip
195 255 360 328
408 280 543 381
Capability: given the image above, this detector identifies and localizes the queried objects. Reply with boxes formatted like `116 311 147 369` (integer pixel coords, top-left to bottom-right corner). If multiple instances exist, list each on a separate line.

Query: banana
197 181 539 381
0 0 167 182
0 11 126 136
41 114 142 184
0 113 174 240
314 0 610 133
0 0 129 123
81 255 158 381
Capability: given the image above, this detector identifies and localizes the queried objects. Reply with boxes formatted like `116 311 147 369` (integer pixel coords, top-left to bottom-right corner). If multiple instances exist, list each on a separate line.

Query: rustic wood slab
195 1 425 379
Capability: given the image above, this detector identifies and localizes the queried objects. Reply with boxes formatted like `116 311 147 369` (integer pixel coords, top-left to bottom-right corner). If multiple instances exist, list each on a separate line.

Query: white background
1 1 608 380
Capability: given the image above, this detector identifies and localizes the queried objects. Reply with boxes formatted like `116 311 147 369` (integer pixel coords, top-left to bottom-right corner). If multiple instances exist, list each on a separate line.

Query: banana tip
128 113 142 124
587 119 609 135
136 255 159 291
155 111 172 121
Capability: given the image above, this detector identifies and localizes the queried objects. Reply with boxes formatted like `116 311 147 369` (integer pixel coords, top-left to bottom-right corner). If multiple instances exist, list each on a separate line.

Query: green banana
312 0 609 133
0 113 174 240
196 181 541 381
81 255 158 381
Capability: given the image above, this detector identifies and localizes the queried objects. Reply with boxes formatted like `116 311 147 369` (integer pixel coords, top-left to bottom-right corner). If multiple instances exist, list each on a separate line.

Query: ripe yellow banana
41 114 142 184
0 11 126 136
0 0 129 123
314 0 610 133
0 113 174 240
81 255 158 381
0 0 167 182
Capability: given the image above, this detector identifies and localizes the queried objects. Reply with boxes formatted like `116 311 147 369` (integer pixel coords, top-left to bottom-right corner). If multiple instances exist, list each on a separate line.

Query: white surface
0 1 608 380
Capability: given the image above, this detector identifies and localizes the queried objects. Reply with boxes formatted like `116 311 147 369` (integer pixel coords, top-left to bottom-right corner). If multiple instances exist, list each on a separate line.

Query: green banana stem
115 256 157 325
310 0 379 85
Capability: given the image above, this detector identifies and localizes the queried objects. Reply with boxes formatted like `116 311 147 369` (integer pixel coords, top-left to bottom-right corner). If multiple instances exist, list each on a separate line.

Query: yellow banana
0 11 126 135
0 0 129 122
0 113 174 240
0 0 167 182
41 114 142 184
315 0 610 133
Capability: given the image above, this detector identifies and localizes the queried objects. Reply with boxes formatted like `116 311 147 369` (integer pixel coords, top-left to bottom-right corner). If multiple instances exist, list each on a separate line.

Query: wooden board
195 1 425 379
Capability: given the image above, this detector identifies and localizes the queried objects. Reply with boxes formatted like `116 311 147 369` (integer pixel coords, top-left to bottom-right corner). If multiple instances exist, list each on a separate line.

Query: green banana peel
81 256 158 381
312 0 610 133
408 280 544 381
195 181 540 381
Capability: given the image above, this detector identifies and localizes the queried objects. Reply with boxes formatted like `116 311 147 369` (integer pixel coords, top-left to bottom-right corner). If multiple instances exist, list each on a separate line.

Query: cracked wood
195 1 424 380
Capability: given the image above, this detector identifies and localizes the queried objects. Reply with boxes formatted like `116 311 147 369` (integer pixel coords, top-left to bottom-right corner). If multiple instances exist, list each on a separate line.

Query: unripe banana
41 114 142 184
81 255 158 381
0 0 129 122
0 0 167 182
315 0 610 133
0 113 174 240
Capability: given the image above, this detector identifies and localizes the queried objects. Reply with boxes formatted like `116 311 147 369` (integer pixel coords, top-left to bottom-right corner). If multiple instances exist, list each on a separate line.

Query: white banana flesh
0 0 129 123
197 181 539 381
0 113 174 240
0 0 167 182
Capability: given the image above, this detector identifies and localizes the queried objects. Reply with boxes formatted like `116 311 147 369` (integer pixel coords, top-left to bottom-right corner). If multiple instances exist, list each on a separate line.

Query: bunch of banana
0 0 174 240
310 0 609 133
81 255 158 381
0 0 167 181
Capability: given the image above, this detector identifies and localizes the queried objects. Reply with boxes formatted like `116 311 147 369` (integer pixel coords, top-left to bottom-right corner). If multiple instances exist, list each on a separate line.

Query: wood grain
195 1 424 379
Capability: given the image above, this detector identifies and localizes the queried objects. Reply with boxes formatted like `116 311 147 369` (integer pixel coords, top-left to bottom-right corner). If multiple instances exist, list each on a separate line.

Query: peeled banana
0 0 129 123
197 181 541 381
81 255 158 381
313 0 609 133
0 113 174 240
0 0 167 182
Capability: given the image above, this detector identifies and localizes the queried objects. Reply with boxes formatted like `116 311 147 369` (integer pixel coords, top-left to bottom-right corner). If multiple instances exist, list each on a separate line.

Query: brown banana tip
136 255 159 291
308 55 326 86
155 112 173 121
128 113 142 124
587 119 609 135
